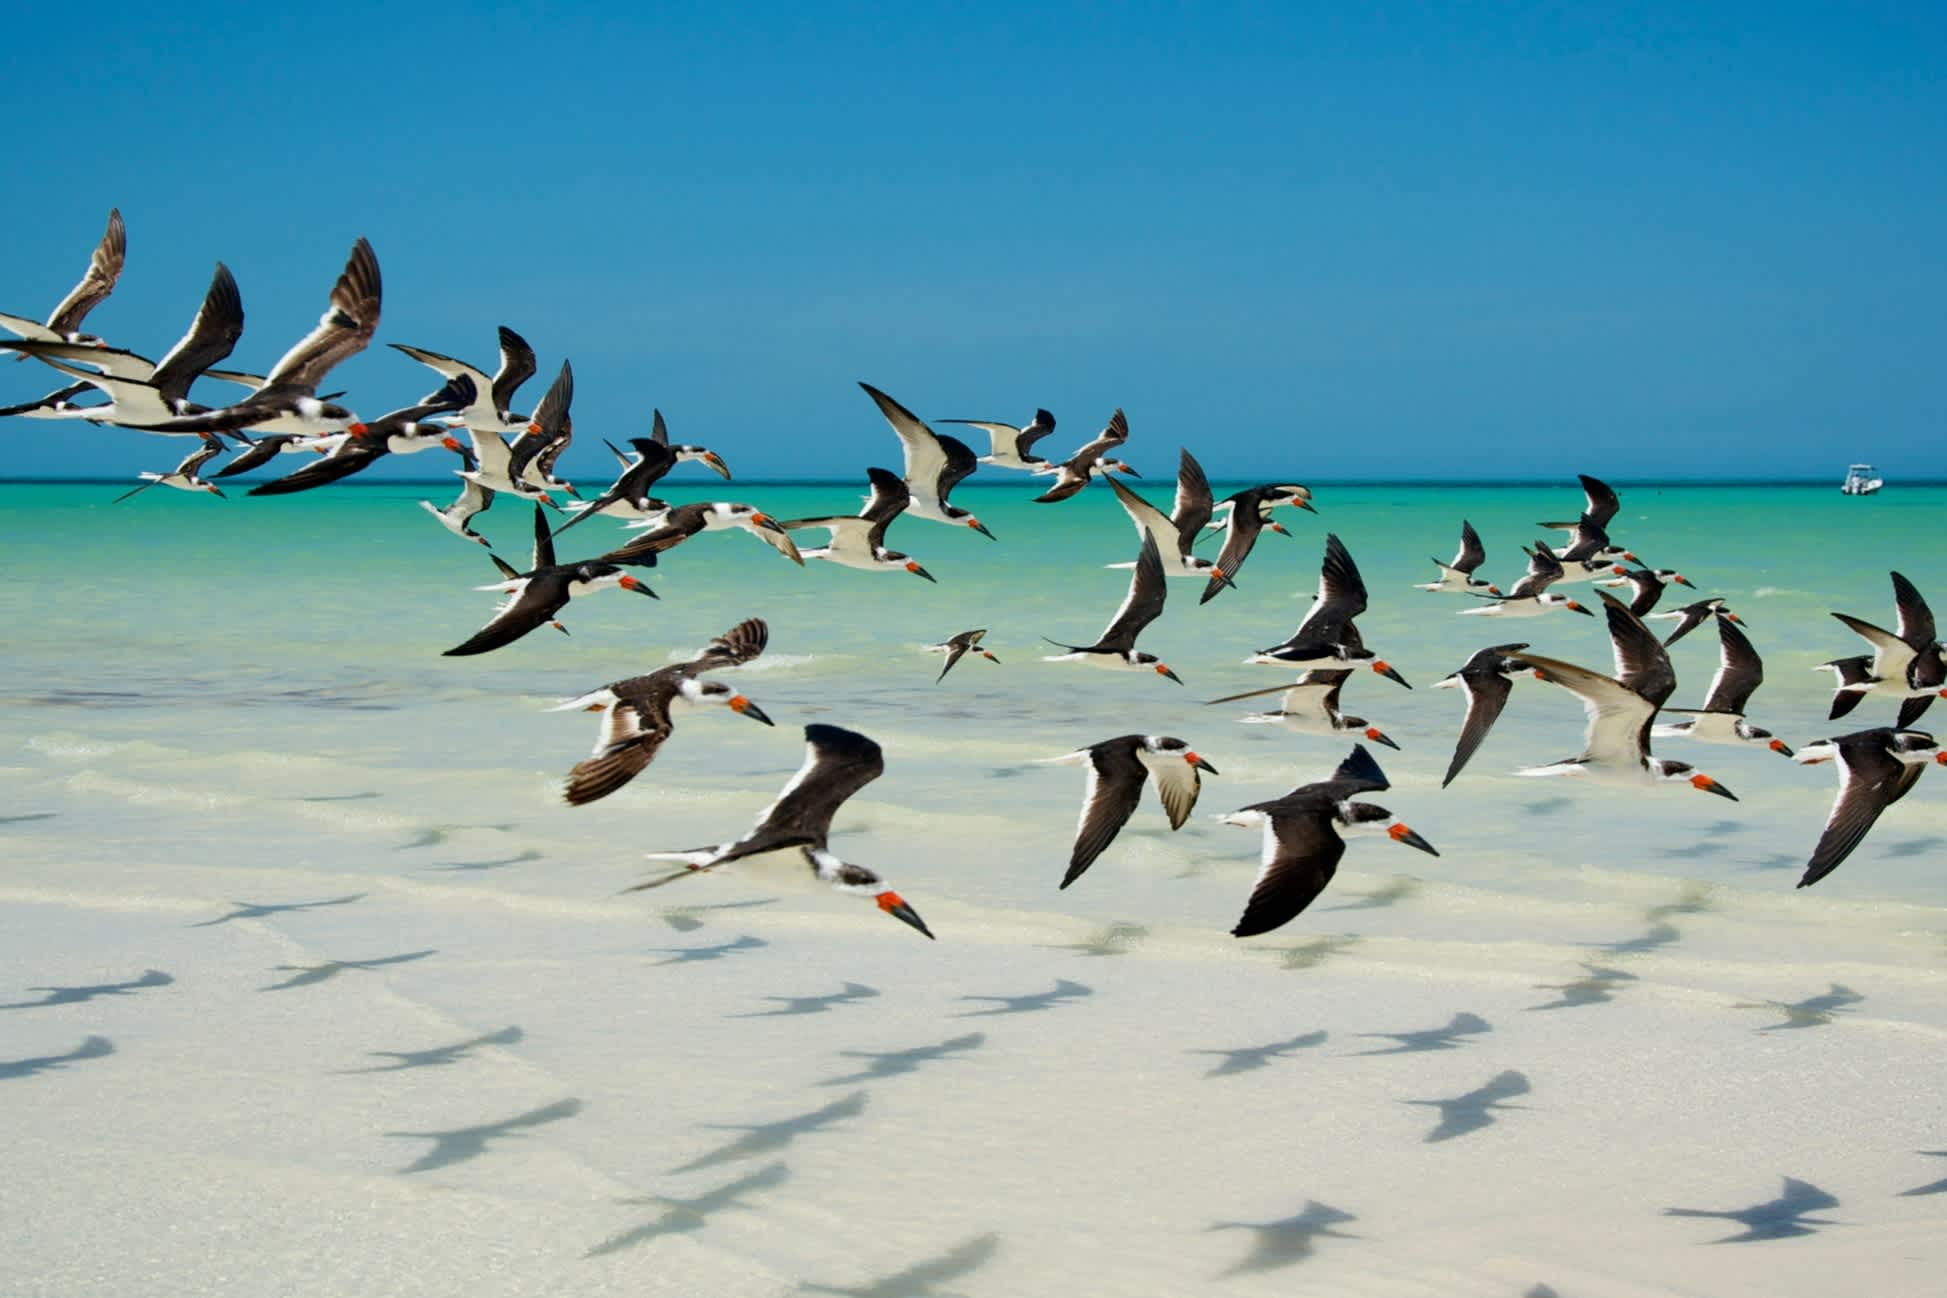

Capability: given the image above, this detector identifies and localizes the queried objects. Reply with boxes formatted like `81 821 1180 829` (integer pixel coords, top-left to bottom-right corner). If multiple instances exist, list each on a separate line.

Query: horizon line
4 476 1942 489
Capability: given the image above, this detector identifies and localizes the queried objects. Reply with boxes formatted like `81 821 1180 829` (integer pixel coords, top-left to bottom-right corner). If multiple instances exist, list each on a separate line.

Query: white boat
1841 463 1883 496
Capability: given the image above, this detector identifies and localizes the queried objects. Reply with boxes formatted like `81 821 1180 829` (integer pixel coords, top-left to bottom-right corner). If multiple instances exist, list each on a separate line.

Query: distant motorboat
1840 463 1883 496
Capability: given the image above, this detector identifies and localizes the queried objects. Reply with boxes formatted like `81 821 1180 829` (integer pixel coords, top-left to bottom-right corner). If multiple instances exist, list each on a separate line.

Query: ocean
3 476 1944 1296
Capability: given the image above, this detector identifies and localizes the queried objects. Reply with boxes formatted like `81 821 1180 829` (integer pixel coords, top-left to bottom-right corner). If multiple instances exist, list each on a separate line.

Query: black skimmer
1036 734 1218 888
1042 534 1182 682
0 208 124 348
780 467 933 580
1505 592 1737 799
940 407 1057 471
1432 643 1529 787
1822 571 1946 727
1539 474 1638 581
928 629 1000 682
551 618 774 805
242 376 475 495
1650 596 1740 647
630 724 933 938
599 501 804 567
500 360 578 498
1033 409 1136 502
1596 566 1673 618
1216 744 1436 937
1 261 246 430
389 325 538 434
1205 670 1398 749
1791 727 1946 887
1415 521 1500 595
858 382 994 539
1652 617 1793 757
554 411 732 535
1460 541 1594 619
419 476 496 548
113 437 226 501
1104 449 1230 585
1196 483 1314 604
1247 534 1412 686
444 505 656 656
135 238 381 438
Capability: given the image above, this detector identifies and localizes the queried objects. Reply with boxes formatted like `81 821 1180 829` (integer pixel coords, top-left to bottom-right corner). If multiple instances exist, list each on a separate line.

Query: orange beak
347 421 370 437
526 422 542 435
441 435 464 453
729 695 749 713
1936 752 1947 766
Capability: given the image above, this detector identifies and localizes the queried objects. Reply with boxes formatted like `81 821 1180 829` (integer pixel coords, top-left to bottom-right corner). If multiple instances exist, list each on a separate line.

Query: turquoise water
7 478 1947 1296
4 478 1944 909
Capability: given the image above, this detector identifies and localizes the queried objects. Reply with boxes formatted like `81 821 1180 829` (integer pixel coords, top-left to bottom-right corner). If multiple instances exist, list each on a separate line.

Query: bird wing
507 360 572 482
1171 449 1215 549
860 382 952 507
262 237 382 391
148 262 245 406
490 325 537 413
1799 738 1908 887
687 618 770 672
1578 474 1621 528
1511 651 1656 764
1290 533 1368 643
1063 740 1149 887
743 724 884 848
1890 571 1936 647
1452 520 1486 573
244 439 386 495
1200 505 1267 603
1148 754 1205 829
1107 474 1180 557
1096 533 1168 651
47 208 125 335
1700 616 1764 714
1509 542 1563 599
442 574 567 657
1599 591 1676 708
1230 797 1346 937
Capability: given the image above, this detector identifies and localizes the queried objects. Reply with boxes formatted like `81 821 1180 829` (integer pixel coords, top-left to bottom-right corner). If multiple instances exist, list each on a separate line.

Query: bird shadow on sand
1405 1069 1531 1142
1663 1176 1840 1242
1656 839 1726 859
1521 797 1574 817
1320 876 1421 912
954 979 1093 1018
0 1035 114 1080
657 898 779 932
1351 1011 1490 1056
1898 1152 1947 1197
1878 835 1945 860
1732 983 1862 1032
798 1231 1002 1297
1258 933 1360 971
387 1097 583 1174
1041 922 1147 957
1744 852 1800 872
648 935 769 966
817 1032 988 1088
1 968 173 1010
1208 1201 1358 1275
260 948 437 991
1594 922 1681 958
0 812 57 825
1527 964 1636 1012
429 849 543 872
1644 882 1715 922
586 1163 790 1259
730 982 880 1019
670 1090 868 1175
397 824 515 850
1191 1029 1328 1078
188 893 368 927
1526 1286 1561 1298
337 1025 524 1074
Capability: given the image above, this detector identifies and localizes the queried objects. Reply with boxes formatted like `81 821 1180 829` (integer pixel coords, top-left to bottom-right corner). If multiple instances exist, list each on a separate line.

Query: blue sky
4 3 1944 480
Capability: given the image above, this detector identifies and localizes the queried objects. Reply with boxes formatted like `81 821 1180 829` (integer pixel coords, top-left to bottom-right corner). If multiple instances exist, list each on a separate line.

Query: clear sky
4 2 1943 480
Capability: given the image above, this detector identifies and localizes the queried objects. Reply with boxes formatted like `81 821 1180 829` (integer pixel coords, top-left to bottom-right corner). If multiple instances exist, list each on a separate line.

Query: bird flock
8 210 1944 940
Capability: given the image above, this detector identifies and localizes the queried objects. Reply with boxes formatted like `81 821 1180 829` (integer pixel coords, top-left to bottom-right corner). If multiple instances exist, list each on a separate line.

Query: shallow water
3 478 1944 1296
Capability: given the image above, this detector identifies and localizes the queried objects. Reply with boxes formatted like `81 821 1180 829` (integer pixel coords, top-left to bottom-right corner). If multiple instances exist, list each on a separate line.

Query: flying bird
1037 734 1217 888
550 618 774 805
781 467 934 580
1432 643 1530 787
1248 534 1412 685
1415 520 1500 595
1034 409 1137 503
928 629 1000 682
1791 727 1945 888
444 505 656 656
630 725 934 938
1217 744 1436 937
0 207 125 348
940 407 1057 471
1651 617 1794 757
1205 669 1399 749
858 382 994 538
1104 449 1231 584
1043 534 1182 682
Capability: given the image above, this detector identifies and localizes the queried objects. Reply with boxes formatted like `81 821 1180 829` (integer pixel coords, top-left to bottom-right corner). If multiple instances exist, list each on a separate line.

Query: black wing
1452 520 1486 574
508 360 572 482
491 325 537 413
688 618 769 672
1441 644 1528 787
1063 739 1149 888
1892 571 1935 646
244 439 386 495
1171 448 1215 550
149 262 245 405
442 572 570 657
1231 797 1347 937
1096 534 1168 652
1600 591 1676 709
738 725 885 851
1799 737 1908 887
1700 617 1764 715
261 237 382 392
47 208 125 335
